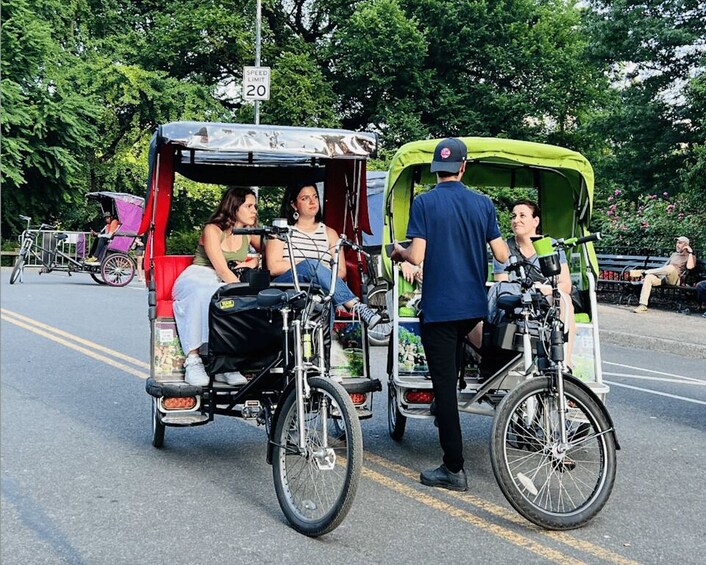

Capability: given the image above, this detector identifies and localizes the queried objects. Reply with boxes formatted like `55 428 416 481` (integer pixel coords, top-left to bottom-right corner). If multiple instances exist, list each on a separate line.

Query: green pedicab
381 137 619 530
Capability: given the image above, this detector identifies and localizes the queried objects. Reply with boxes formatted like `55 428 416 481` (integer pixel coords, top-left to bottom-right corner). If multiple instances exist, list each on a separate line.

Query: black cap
103 211 112 218
430 138 467 174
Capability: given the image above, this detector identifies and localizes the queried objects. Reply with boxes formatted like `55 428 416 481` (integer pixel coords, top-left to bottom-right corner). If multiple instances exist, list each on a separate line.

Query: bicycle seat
496 294 522 314
257 288 306 310
56 233 68 242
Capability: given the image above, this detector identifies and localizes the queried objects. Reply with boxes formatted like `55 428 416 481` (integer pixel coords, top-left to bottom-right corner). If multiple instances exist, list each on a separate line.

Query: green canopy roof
382 137 598 278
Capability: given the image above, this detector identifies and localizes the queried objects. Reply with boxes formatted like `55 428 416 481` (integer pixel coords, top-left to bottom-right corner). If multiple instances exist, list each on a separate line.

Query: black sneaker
420 464 468 492
356 303 382 329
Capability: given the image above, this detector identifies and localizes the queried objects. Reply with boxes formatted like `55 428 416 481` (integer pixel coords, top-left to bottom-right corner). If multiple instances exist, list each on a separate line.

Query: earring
293 211 299 221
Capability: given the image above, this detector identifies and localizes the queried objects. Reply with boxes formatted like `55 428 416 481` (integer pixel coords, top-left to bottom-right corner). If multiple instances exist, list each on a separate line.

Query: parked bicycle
10 216 54 284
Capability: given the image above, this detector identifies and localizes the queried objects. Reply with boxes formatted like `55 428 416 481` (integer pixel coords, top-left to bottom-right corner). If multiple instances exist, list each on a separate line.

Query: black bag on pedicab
207 283 284 374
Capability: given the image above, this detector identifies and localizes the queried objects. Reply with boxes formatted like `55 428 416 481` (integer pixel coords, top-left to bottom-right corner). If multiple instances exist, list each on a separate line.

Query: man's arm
391 238 426 266
489 237 509 263
686 245 697 270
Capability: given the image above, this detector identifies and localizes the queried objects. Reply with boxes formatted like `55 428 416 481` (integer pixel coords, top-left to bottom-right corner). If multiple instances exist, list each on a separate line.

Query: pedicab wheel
387 383 407 441
151 398 165 448
9 253 25 284
101 253 135 287
490 377 617 530
90 273 107 285
272 376 363 537
367 285 392 346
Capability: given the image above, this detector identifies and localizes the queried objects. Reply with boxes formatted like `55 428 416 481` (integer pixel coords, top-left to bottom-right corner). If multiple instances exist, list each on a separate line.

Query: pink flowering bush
592 188 705 255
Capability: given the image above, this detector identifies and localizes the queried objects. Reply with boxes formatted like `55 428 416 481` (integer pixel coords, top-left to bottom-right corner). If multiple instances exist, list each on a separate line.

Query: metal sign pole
254 0 262 125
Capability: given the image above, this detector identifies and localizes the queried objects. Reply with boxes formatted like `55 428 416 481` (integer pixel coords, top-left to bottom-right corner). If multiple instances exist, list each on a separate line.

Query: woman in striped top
267 182 381 328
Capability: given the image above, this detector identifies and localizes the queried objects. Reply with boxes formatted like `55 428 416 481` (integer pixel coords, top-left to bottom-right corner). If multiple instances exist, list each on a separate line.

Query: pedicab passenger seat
153 255 194 318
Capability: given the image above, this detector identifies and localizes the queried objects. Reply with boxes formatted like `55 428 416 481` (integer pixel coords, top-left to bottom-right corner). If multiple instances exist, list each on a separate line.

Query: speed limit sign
243 66 271 100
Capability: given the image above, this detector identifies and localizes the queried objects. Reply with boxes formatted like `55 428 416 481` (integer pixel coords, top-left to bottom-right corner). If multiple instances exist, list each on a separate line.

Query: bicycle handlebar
339 237 371 260
559 232 602 248
232 226 291 236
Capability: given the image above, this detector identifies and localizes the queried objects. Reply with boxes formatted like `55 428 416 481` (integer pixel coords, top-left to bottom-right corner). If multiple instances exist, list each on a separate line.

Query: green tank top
193 229 249 267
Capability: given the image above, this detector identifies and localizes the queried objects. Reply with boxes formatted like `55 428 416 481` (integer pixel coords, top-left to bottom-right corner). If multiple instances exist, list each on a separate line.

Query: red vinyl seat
154 255 194 318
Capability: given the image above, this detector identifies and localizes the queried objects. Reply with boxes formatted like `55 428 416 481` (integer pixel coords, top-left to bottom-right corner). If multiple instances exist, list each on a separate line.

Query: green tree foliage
1 0 703 257
583 0 706 204
1 0 100 235
329 0 430 144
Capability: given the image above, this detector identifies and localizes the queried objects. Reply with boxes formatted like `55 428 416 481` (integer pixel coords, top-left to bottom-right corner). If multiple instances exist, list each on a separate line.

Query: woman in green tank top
172 187 261 386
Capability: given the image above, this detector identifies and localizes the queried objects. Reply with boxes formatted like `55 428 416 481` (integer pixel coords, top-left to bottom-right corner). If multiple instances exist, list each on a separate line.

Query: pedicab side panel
381 137 607 400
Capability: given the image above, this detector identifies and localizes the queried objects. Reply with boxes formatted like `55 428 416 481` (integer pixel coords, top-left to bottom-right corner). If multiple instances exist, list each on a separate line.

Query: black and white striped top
284 223 333 265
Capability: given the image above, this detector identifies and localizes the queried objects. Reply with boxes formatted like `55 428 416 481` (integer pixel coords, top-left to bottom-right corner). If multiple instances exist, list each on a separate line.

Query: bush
167 230 201 255
592 189 705 256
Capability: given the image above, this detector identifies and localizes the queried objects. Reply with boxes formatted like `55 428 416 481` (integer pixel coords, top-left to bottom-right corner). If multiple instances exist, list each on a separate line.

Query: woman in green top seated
173 186 260 386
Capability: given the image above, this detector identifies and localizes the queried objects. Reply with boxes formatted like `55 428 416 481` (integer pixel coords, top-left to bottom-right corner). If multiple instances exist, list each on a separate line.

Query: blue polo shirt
407 181 501 323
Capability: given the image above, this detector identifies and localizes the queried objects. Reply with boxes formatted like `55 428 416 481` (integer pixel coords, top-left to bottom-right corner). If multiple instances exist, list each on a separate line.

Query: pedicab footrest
338 377 382 394
145 377 202 398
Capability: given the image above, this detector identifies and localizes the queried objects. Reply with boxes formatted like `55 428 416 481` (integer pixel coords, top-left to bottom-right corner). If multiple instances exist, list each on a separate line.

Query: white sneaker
215 371 247 386
184 355 209 386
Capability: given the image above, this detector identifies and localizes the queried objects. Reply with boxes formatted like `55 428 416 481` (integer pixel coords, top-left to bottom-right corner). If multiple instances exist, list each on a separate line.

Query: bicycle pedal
242 400 261 419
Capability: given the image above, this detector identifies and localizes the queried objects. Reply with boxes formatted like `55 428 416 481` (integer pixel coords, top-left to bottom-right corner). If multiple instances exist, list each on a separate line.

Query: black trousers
89 237 109 260
421 317 481 473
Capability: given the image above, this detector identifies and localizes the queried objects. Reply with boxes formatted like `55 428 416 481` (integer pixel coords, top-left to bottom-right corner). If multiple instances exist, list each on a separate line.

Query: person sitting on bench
631 236 696 313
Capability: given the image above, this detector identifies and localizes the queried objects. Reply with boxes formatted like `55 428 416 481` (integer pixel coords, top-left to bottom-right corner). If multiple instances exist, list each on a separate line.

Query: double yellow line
1 308 149 379
1 307 639 564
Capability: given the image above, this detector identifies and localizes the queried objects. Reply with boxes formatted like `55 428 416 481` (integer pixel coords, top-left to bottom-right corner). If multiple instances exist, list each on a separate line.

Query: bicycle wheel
490 377 616 530
90 273 107 285
387 383 407 441
9 253 26 284
272 376 363 537
152 398 165 448
367 284 392 346
101 253 135 287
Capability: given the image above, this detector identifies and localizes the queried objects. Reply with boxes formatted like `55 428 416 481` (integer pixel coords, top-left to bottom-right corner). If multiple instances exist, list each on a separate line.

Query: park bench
1 249 19 267
597 252 705 311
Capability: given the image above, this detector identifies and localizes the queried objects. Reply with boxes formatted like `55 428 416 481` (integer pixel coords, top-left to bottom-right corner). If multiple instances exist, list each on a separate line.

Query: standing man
631 236 696 313
391 138 509 492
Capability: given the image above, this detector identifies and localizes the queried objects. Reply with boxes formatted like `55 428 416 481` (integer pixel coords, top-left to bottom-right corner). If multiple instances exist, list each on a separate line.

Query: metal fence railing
22 230 95 269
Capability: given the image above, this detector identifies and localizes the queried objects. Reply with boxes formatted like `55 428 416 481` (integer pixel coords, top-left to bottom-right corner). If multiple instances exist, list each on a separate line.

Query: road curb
599 329 706 360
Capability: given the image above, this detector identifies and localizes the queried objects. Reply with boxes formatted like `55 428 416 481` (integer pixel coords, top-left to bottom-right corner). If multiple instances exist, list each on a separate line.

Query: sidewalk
597 303 706 359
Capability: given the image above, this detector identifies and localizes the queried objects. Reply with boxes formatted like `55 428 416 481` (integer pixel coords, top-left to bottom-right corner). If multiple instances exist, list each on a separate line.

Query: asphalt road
1 268 705 564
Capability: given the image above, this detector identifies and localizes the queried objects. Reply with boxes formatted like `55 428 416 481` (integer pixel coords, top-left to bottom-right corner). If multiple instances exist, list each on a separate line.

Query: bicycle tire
367 285 392 346
490 376 617 530
101 253 135 287
272 376 363 537
387 383 407 441
151 398 165 448
90 273 107 285
9 253 26 284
